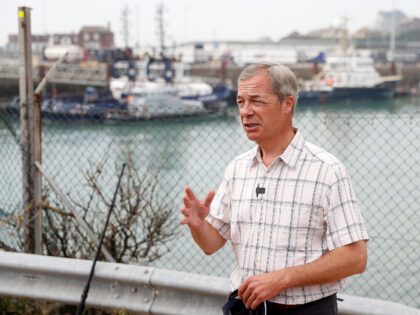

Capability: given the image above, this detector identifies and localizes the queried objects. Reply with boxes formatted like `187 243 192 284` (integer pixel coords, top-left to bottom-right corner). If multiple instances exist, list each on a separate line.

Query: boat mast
120 5 130 49
389 0 396 63
135 5 140 53
156 3 166 57
339 16 349 55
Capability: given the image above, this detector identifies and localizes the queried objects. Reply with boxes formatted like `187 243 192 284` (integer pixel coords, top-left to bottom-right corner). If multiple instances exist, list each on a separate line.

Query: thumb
203 190 215 208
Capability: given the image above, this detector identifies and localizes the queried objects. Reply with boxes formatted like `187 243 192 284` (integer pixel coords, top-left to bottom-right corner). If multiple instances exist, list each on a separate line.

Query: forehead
237 72 273 98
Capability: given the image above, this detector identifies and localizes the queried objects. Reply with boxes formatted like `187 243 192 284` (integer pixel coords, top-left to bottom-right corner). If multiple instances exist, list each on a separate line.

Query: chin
246 133 260 142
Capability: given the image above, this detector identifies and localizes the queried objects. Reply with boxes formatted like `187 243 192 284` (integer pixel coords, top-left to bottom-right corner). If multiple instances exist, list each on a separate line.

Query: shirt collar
248 128 305 169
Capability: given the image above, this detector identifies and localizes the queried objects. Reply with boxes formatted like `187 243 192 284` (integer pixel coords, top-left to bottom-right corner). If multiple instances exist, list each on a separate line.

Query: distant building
399 17 420 34
6 34 49 55
169 39 338 65
6 24 114 56
78 25 114 50
306 27 339 39
49 33 79 46
372 10 407 35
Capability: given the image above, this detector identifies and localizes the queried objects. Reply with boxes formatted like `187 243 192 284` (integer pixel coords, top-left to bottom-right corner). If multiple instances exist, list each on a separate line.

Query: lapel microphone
256 184 265 197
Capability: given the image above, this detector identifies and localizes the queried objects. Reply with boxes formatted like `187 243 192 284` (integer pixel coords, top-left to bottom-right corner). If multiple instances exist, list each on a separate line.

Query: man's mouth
244 123 259 128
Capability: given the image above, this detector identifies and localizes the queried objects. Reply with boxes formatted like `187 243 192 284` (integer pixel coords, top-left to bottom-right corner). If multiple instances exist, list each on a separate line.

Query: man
180 62 369 314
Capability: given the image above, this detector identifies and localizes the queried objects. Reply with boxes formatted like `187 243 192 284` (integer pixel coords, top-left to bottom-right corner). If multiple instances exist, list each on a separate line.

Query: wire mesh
0 96 419 309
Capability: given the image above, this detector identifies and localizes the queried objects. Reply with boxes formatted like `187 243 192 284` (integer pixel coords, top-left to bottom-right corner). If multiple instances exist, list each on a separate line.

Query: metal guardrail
0 252 419 315
0 251 228 314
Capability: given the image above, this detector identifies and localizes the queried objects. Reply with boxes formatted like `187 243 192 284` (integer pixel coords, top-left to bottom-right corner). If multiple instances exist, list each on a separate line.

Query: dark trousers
223 291 338 315
265 294 338 315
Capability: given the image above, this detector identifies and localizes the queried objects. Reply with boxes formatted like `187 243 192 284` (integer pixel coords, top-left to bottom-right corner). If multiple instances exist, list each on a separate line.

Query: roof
79 26 111 33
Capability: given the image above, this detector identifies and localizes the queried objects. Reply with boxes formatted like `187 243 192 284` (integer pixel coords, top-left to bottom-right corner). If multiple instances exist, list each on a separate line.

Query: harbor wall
1 63 420 95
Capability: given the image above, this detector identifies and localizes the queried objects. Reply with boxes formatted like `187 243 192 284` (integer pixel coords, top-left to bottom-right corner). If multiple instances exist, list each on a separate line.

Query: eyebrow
237 94 263 99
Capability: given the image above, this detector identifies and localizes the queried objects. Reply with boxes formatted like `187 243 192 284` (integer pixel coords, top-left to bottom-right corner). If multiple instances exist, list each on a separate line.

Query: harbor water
1 96 419 308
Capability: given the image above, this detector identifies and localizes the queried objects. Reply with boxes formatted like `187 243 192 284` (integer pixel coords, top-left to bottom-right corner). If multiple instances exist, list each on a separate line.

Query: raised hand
180 186 215 231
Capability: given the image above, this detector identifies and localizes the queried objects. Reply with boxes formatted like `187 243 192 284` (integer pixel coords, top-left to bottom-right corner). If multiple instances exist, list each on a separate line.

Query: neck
259 127 296 167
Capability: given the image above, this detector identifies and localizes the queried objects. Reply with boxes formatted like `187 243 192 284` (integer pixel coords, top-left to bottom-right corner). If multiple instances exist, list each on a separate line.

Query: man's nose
240 101 254 116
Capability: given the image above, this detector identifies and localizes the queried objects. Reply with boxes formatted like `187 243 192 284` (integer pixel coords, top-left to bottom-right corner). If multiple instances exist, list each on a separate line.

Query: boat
317 55 401 102
7 83 226 123
41 96 121 122
109 57 232 109
105 84 215 121
298 17 401 104
7 88 123 122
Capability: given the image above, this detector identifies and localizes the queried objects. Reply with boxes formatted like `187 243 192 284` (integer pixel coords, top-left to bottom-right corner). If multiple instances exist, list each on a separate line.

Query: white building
168 39 338 65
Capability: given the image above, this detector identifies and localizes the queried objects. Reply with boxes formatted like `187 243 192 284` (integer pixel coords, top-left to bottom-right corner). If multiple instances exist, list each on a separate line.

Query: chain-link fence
0 96 419 309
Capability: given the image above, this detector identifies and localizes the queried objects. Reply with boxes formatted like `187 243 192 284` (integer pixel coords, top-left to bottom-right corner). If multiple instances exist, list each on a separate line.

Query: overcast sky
2 0 420 48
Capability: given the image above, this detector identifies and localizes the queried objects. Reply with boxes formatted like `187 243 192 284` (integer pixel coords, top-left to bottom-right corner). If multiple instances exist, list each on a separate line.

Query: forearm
280 240 368 289
238 240 367 309
190 220 226 255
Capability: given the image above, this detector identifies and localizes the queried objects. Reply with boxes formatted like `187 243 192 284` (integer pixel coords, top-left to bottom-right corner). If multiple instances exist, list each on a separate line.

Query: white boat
299 18 401 103
109 58 231 107
106 83 207 121
314 53 402 101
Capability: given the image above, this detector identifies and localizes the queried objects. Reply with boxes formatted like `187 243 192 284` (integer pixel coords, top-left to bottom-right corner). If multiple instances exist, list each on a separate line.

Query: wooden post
18 6 42 254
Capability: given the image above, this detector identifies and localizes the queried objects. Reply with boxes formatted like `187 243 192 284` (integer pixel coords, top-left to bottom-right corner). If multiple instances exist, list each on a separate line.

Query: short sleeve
325 165 369 250
205 162 235 240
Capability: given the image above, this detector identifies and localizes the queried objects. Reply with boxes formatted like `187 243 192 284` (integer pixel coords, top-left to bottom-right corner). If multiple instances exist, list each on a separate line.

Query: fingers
243 289 261 310
182 194 191 208
184 187 214 209
180 207 192 226
204 190 215 208
238 279 251 304
250 294 262 310
238 277 262 310
185 186 198 201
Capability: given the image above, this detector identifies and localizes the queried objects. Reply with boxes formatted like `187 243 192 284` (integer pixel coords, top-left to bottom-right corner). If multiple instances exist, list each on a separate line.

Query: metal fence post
18 6 42 254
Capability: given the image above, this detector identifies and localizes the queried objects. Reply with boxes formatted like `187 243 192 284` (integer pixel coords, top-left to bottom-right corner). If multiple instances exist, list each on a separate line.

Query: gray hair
237 62 299 107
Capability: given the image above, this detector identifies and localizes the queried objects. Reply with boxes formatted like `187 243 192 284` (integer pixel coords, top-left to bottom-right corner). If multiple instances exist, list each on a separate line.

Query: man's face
237 72 292 144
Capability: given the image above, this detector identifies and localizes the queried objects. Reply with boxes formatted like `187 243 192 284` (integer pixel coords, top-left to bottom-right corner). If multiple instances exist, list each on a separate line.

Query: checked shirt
206 130 369 305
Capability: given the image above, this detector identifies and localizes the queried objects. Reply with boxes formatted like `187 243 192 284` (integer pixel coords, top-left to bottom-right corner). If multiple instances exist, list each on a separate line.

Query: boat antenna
75 163 127 315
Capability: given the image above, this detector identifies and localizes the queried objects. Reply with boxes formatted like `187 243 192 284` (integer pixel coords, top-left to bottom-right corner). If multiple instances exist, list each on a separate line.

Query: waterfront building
6 34 49 56
78 25 114 50
169 38 338 65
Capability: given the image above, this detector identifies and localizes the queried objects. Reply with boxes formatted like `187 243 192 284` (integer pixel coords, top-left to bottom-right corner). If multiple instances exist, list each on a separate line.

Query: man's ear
283 96 295 114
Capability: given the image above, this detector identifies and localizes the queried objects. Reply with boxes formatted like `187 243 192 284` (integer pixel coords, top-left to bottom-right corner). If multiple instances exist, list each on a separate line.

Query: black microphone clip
256 184 265 197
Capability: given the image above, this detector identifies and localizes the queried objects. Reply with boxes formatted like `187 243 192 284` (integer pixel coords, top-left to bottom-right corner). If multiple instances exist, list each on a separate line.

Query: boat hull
326 87 394 102
298 80 400 104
